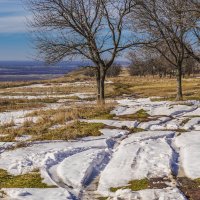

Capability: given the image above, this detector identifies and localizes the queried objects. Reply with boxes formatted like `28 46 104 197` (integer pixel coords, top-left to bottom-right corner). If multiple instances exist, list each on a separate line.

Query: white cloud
0 15 31 33
0 0 31 33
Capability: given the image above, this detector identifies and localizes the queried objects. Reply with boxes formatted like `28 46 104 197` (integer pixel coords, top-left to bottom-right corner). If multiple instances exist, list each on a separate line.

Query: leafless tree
182 0 200 62
132 0 199 100
83 64 122 77
128 48 174 77
128 48 199 78
128 49 157 77
27 0 144 103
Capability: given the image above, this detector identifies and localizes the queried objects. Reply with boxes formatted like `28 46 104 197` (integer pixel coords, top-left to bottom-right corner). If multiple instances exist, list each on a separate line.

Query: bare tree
128 48 199 78
128 48 173 77
132 0 198 100
128 49 157 77
183 0 200 62
27 0 143 103
83 64 122 77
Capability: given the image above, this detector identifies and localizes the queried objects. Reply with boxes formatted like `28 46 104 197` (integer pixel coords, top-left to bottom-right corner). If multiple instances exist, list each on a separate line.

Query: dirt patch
149 177 170 189
177 177 200 200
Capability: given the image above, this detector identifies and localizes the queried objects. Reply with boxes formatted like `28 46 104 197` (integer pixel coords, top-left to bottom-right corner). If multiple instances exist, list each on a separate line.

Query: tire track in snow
2 98 198 199
80 133 132 199
42 137 122 199
166 136 180 177
48 101 199 199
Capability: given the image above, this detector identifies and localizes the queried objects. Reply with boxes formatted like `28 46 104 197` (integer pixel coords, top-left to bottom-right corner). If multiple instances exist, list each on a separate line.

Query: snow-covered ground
175 131 200 179
2 188 72 200
0 94 200 199
97 131 176 195
110 188 187 200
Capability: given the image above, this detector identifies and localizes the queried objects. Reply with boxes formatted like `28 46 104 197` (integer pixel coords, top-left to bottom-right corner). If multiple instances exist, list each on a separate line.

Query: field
0 69 199 200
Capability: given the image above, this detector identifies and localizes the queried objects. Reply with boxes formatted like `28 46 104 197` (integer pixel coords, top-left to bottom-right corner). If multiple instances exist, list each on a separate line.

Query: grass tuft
0 169 55 188
31 121 105 141
110 179 149 192
117 109 150 122
97 197 109 200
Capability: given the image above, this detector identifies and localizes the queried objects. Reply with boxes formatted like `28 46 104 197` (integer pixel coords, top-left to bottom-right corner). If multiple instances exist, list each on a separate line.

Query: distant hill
0 61 84 75
0 60 130 82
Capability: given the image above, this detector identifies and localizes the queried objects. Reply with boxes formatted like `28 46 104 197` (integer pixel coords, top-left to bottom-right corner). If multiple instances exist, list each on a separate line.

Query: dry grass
31 121 105 141
5 84 95 95
0 98 59 112
0 68 91 89
0 68 199 143
1 120 15 128
0 68 96 94
108 71 200 100
28 102 115 121
0 102 115 142
1 68 199 102
0 121 105 142
0 81 40 89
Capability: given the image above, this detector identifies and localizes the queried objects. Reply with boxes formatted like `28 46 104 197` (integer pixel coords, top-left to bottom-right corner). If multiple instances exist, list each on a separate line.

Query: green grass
110 179 149 192
97 197 108 200
0 169 55 188
117 109 151 122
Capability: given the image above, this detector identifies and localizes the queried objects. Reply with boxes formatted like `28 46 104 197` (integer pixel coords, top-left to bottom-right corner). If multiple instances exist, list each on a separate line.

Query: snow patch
56 149 109 195
0 138 110 175
3 188 71 200
100 129 129 138
98 131 176 194
175 131 200 179
110 188 186 200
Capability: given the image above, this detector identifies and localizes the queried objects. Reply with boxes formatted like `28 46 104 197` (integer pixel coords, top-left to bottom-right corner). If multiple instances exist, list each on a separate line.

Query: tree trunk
96 70 100 102
99 73 106 104
176 64 183 101
96 66 106 104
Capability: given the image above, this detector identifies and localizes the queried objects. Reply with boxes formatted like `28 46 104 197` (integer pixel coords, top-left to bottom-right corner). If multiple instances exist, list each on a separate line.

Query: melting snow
110 188 186 200
2 188 71 200
97 131 175 195
175 131 200 179
1 97 200 199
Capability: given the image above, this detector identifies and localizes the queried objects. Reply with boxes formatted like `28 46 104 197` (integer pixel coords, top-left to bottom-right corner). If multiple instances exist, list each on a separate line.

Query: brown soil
177 177 200 200
149 177 170 189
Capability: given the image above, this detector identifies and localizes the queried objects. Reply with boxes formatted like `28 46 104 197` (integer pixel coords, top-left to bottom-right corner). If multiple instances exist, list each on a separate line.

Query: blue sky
0 0 33 61
0 1 130 62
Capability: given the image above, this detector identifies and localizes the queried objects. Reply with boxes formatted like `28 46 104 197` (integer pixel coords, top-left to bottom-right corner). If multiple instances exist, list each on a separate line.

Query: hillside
0 69 200 200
